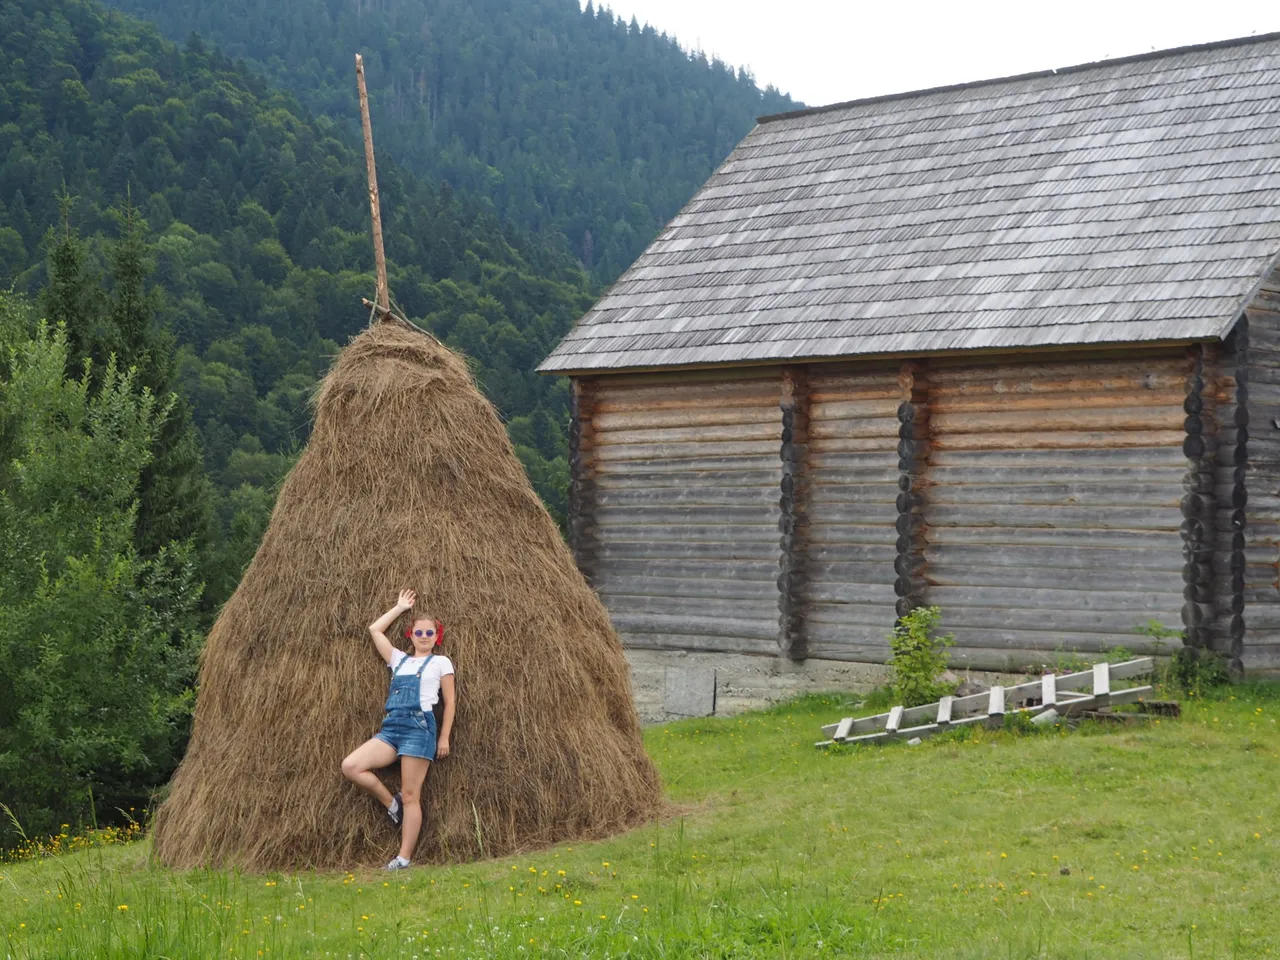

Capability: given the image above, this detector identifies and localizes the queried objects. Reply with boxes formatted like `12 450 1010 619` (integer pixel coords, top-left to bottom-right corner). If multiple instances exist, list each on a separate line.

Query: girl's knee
401 785 422 804
340 754 362 780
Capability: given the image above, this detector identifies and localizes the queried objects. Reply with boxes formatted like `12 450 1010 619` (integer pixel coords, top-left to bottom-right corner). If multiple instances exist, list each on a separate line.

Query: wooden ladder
816 658 1155 748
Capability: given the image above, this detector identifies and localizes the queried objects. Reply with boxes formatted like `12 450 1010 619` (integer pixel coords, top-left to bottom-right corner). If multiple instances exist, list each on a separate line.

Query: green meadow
4 684 1279 959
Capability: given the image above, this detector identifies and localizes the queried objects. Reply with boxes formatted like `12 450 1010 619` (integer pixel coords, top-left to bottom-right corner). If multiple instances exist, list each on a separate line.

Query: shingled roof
541 34 1280 373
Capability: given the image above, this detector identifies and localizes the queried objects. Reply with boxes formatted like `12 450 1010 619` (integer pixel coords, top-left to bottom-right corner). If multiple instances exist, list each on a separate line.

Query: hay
153 323 662 871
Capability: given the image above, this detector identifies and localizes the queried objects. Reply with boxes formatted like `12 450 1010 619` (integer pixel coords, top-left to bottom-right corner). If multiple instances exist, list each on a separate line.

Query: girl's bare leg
341 738 399 808
397 756 431 860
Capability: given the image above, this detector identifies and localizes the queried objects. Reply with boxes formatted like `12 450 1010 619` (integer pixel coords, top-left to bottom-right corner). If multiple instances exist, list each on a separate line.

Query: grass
3 683 1280 958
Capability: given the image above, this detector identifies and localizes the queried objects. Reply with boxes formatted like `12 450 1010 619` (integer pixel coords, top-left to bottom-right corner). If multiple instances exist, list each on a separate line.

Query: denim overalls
374 655 438 760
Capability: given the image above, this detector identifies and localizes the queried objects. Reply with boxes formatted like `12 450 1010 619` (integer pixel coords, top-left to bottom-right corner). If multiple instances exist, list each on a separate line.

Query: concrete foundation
625 649 1035 724
626 649 894 724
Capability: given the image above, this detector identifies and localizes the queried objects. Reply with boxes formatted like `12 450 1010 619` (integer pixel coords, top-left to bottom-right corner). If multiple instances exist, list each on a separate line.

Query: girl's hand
436 737 450 759
397 588 416 610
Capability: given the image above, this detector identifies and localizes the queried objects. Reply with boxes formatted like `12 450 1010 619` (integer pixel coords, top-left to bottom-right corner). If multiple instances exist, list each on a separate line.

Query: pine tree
105 199 218 566
9 189 35 248
0 227 25 285
41 193 104 377
105 134 138 201
107 195 158 374
187 177 229 234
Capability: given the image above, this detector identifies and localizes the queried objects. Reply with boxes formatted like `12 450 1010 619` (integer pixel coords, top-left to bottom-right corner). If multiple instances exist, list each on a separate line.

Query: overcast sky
588 0 1278 107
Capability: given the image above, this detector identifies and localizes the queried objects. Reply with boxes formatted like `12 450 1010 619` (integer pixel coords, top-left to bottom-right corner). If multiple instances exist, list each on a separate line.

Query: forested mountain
0 0 594 603
0 0 797 843
98 0 798 280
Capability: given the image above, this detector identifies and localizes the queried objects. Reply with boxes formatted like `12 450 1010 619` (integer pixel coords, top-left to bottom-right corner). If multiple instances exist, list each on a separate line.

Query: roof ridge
758 31 1280 124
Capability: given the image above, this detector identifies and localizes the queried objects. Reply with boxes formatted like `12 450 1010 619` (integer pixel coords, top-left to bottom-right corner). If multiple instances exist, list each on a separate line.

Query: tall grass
4 683 1279 958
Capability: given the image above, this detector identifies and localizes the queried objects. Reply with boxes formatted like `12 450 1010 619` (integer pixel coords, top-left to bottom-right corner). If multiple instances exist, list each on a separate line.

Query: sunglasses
404 621 444 644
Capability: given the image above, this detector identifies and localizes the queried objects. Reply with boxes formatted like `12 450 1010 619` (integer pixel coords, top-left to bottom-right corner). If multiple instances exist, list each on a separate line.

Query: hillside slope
0 0 594 591
5 687 1280 956
99 0 798 279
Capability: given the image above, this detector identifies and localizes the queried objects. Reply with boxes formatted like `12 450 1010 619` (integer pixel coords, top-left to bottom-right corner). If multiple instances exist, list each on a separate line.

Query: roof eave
537 334 1220 378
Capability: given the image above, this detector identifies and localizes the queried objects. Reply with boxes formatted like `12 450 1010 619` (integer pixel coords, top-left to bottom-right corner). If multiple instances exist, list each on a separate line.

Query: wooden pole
355 53 389 320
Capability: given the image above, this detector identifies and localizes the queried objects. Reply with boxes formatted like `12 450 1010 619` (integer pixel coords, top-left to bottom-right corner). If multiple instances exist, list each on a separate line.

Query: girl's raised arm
368 589 415 665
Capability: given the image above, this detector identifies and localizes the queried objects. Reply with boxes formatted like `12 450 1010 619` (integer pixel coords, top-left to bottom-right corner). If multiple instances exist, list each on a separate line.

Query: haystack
153 323 662 871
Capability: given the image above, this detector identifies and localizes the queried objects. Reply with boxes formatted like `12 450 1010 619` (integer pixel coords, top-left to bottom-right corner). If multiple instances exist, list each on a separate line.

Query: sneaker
386 793 402 827
384 856 411 871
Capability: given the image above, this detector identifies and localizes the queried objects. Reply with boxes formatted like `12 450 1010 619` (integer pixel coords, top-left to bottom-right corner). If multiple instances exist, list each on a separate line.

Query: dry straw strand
153 323 661 871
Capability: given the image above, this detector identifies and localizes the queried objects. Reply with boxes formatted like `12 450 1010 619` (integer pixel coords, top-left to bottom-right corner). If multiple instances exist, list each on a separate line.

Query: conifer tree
8 190 34 248
108 196 157 369
41 193 104 378
106 199 218 567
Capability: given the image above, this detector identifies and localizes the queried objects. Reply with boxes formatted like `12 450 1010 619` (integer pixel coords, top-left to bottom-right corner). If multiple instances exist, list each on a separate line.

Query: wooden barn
539 35 1280 715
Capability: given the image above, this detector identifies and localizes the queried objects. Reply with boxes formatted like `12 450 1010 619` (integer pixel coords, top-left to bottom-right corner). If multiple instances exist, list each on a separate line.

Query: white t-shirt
388 650 455 712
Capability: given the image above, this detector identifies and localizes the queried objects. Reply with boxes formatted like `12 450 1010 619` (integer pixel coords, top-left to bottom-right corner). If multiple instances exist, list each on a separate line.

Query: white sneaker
384 856 411 871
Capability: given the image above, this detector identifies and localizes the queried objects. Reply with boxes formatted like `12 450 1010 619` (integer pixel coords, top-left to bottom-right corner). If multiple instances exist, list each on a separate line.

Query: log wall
1241 269 1280 673
894 361 931 621
568 378 599 583
573 339 1274 674
802 366 902 661
587 374 784 654
919 353 1191 670
1194 337 1246 675
777 368 811 660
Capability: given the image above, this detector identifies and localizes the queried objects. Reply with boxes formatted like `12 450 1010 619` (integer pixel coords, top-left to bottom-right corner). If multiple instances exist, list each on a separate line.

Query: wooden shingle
541 34 1280 373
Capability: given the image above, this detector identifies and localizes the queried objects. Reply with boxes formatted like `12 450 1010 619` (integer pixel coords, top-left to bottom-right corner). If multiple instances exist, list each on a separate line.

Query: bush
1167 646 1231 696
0 313 203 845
888 606 955 706
1136 620 1231 696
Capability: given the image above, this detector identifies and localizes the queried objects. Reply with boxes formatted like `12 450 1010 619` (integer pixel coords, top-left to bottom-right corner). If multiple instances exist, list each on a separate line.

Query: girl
341 589 457 870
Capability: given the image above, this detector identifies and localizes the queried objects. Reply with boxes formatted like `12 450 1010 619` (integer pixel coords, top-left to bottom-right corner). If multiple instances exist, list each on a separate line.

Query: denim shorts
375 709 437 760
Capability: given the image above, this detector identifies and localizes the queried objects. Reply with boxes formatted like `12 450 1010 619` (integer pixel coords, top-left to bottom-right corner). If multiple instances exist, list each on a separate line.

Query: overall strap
413 653 435 679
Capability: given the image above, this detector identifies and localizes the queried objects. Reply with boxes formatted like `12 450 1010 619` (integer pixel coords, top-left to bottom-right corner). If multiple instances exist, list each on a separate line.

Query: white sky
588 0 1279 107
